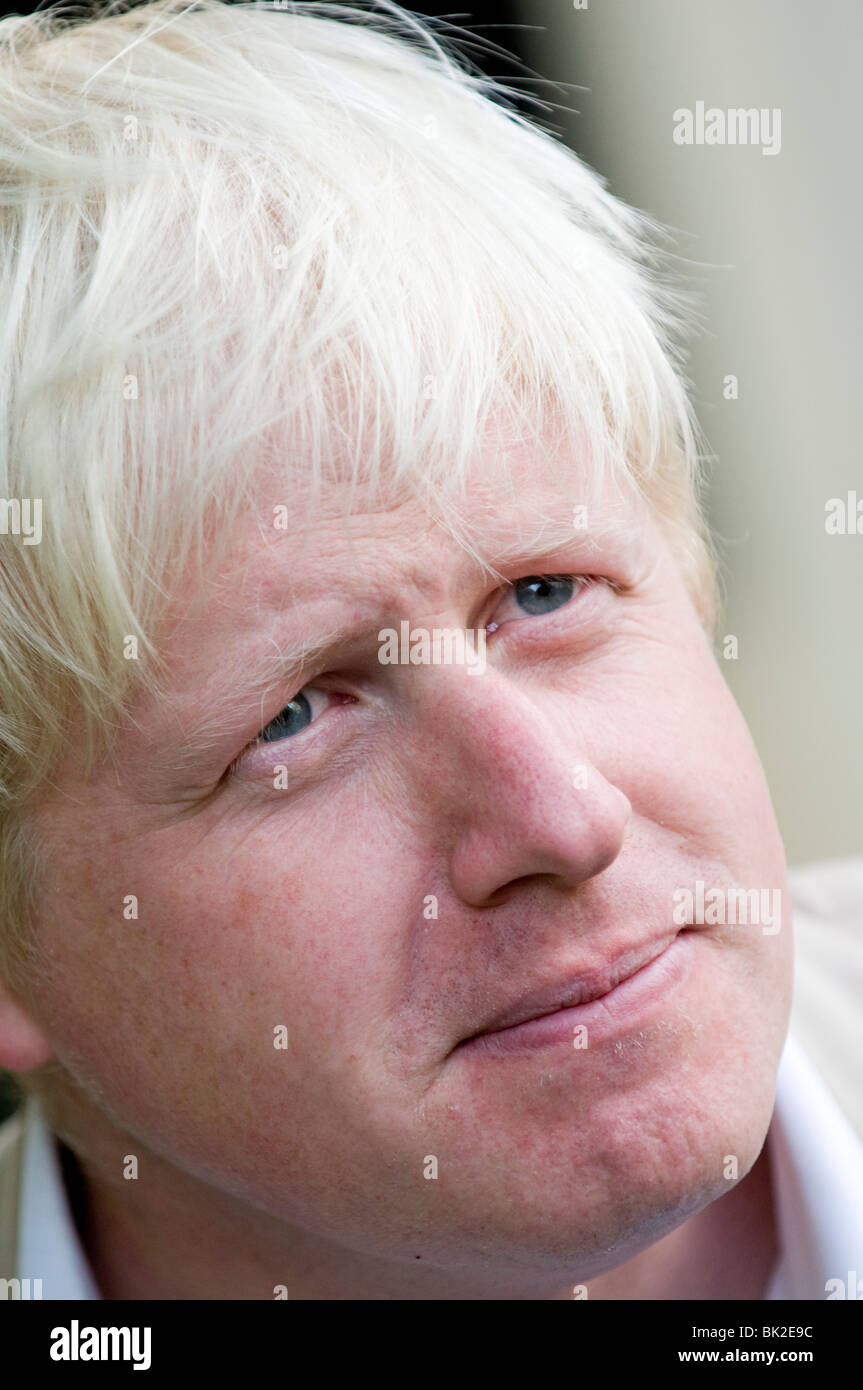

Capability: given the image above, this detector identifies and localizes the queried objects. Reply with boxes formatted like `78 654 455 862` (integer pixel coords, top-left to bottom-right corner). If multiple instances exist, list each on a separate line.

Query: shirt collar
16 1091 101 1300
765 1031 863 1299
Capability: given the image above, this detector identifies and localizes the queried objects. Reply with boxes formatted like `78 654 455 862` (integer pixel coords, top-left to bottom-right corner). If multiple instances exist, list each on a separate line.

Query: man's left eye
493 574 585 624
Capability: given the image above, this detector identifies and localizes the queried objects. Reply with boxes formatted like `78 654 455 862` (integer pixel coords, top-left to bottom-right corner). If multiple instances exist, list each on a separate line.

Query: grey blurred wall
516 0 863 866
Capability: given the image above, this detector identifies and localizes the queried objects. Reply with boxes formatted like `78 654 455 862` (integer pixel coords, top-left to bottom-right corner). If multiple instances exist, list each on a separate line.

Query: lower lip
456 932 696 1058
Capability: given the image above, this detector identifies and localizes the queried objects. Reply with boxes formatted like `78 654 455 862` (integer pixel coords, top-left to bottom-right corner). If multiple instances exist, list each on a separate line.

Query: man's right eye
256 687 332 743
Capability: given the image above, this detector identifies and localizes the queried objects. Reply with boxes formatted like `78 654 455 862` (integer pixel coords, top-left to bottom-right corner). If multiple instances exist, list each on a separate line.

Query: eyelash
233 573 599 774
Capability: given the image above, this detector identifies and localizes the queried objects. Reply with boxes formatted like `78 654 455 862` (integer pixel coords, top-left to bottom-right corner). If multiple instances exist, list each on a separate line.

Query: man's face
24 435 792 1288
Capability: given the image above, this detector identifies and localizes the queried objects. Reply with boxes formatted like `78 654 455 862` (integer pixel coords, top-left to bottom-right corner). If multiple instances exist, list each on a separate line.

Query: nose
408 666 632 908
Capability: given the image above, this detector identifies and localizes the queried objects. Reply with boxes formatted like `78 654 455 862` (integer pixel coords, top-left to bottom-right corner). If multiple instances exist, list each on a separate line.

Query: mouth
453 930 695 1058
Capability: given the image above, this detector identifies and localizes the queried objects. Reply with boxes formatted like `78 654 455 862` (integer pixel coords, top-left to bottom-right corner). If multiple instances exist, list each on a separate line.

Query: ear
0 986 54 1070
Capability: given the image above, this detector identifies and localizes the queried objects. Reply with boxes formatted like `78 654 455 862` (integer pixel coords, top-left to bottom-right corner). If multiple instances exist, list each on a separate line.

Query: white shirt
14 1031 863 1300
16 1091 101 1300
765 1032 863 1299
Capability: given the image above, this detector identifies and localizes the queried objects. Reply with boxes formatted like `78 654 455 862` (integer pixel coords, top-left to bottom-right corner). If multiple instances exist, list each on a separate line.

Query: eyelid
487 573 594 629
230 685 341 775
257 685 331 740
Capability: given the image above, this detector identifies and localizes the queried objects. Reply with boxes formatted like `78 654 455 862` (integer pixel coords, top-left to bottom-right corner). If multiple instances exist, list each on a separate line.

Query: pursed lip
455 931 683 1047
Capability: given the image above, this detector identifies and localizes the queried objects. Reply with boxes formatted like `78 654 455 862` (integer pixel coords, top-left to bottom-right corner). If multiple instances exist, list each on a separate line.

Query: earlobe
0 988 54 1070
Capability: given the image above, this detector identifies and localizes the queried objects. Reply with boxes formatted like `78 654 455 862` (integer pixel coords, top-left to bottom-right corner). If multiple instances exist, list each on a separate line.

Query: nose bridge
401 656 555 778
461 673 567 803
400 662 631 905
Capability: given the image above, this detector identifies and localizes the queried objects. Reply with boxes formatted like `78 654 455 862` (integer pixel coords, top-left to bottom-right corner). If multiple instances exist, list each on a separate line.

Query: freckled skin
0 440 792 1299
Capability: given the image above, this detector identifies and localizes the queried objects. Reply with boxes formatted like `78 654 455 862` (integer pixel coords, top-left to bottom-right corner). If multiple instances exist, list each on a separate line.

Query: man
0 0 860 1300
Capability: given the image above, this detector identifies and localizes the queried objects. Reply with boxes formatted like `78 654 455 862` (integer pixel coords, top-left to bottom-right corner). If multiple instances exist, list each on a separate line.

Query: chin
407 1062 777 1277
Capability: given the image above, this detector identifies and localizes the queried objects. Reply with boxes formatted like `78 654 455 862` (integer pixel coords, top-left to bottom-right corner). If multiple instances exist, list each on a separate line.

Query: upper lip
457 932 681 1045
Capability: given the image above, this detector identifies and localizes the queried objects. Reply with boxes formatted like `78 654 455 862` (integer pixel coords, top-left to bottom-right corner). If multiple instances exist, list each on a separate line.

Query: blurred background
0 0 860 1118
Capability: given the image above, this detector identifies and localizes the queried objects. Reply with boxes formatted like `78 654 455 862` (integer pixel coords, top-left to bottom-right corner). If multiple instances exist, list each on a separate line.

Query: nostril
483 873 556 909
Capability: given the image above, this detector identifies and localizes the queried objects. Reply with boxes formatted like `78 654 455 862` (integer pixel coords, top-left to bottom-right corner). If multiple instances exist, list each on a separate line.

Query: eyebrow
221 624 363 715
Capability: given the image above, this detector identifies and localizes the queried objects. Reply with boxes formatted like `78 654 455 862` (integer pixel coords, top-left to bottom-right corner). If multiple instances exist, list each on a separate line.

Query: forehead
216 432 645 606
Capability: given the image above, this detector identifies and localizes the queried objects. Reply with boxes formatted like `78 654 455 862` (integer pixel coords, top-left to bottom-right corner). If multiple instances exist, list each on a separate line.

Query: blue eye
260 695 311 741
258 688 329 743
486 574 585 634
513 575 576 615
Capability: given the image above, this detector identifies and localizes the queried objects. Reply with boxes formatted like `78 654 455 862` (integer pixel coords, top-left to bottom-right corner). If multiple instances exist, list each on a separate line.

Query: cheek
587 616 793 1029
32 795 422 1202
604 616 787 878
678 657 788 881
636 633 795 1072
